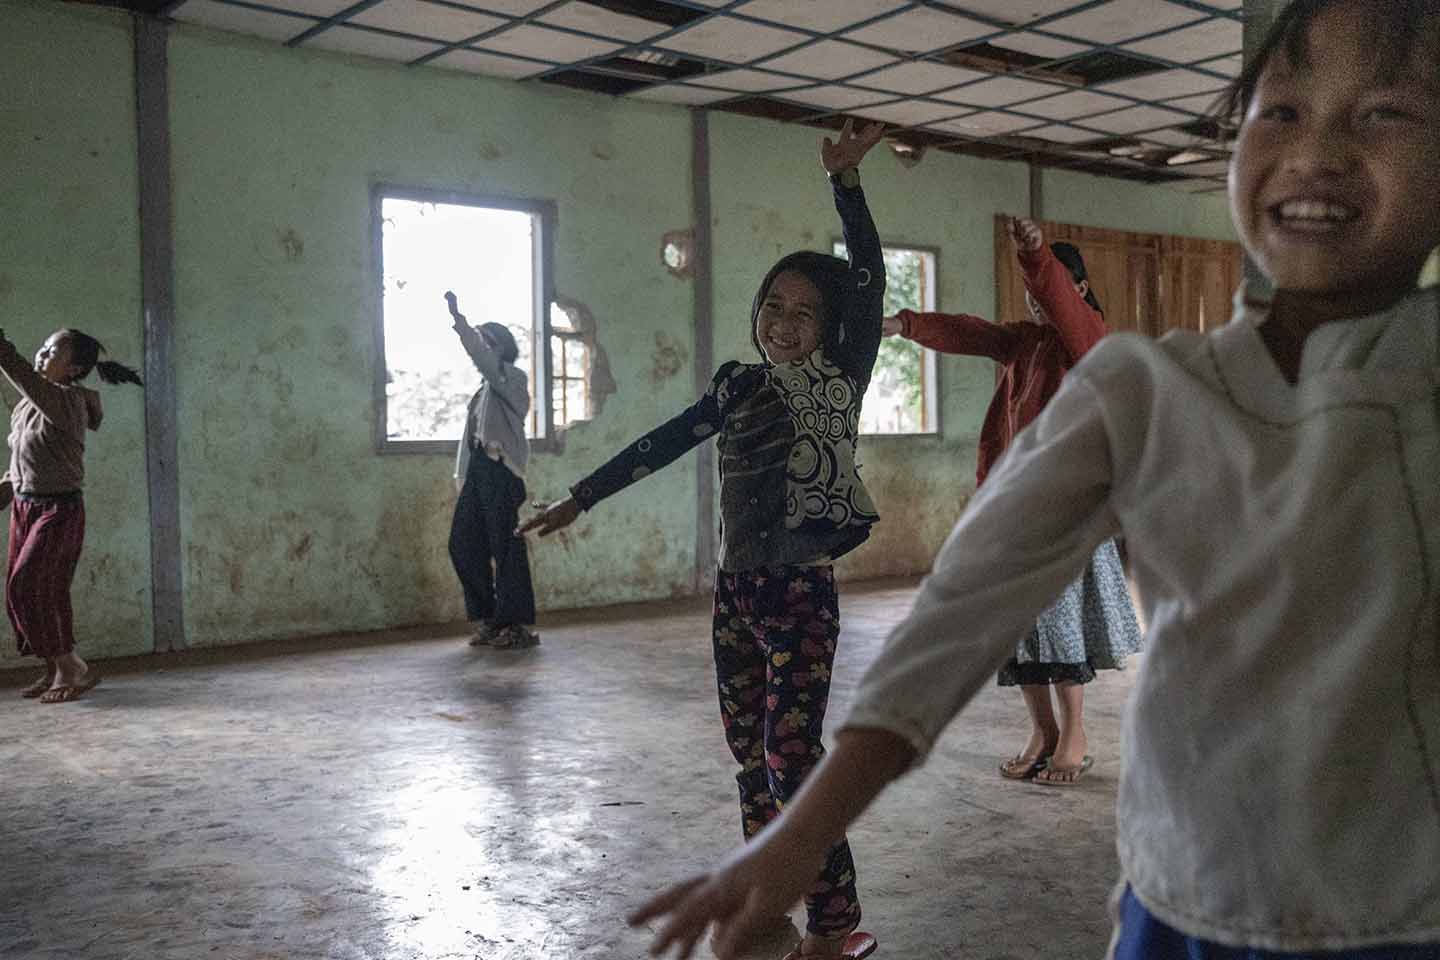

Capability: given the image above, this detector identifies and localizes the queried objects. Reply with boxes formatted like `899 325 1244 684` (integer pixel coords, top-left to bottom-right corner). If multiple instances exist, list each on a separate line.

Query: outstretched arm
627 370 1123 958
1010 219 1108 362
519 362 749 537
822 121 887 386
887 309 1019 361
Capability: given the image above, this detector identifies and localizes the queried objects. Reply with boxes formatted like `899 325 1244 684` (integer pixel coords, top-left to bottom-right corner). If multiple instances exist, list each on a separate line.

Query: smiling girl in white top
629 1 1440 957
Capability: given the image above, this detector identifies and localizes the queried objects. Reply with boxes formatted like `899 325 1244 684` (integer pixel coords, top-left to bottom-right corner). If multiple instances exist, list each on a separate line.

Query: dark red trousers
7 495 86 659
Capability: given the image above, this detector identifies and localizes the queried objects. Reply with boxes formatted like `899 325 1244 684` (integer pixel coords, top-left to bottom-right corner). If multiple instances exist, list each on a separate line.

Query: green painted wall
167 24 696 646
0 0 152 667
1043 167 1236 242
1 2 1240 657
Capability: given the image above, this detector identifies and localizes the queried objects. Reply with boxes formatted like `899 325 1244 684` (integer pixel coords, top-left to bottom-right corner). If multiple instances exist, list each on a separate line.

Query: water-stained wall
166 25 698 647
1 0 1235 660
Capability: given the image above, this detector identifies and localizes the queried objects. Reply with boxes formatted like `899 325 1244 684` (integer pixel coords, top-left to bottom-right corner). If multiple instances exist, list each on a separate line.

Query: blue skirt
1112 886 1439 960
999 538 1141 686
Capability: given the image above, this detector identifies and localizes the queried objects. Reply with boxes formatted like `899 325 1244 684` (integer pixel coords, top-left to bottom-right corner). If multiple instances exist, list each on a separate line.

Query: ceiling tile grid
167 0 1247 185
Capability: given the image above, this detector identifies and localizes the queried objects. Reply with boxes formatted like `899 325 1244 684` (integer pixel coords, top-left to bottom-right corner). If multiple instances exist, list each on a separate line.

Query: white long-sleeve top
844 285 1440 952
452 322 530 481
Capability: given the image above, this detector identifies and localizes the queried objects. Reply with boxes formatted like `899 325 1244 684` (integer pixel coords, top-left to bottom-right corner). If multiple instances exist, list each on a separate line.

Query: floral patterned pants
712 563 860 937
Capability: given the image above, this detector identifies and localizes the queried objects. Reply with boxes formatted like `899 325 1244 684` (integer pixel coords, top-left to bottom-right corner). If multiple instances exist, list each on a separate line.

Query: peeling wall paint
165 24 698 648
0 0 1236 661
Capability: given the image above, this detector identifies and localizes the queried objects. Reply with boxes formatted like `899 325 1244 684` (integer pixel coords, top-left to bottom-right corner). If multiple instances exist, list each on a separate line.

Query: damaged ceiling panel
139 0 1244 187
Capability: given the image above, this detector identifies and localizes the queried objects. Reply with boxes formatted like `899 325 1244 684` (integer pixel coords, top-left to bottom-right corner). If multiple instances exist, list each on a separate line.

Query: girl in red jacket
883 218 1140 786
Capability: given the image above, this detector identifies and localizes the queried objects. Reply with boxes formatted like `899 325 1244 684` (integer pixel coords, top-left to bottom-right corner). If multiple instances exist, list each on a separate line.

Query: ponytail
58 329 144 387
95 359 144 386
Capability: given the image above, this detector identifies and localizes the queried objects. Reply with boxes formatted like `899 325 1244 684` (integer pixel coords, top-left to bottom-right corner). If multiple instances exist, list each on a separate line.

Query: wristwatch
831 167 861 188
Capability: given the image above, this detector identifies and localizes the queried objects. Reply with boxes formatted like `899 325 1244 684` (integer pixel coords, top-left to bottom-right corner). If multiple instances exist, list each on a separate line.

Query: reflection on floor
0 580 1136 959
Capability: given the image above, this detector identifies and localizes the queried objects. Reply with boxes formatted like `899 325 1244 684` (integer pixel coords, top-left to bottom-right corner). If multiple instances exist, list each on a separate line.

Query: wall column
134 14 186 652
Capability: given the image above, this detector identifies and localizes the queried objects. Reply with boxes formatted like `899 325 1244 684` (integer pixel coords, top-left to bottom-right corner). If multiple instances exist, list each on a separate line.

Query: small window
374 186 556 452
550 302 591 427
833 242 940 435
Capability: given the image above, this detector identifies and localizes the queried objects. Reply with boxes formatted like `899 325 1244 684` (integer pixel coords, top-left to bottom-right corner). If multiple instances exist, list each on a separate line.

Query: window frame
832 237 944 439
371 183 559 456
549 319 590 428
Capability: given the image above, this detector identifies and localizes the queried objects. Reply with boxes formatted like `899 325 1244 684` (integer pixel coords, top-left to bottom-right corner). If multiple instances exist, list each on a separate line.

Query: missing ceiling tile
578 0 708 28
721 97 834 124
941 42 1087 85
1047 49 1171 86
585 54 708 83
542 69 652 95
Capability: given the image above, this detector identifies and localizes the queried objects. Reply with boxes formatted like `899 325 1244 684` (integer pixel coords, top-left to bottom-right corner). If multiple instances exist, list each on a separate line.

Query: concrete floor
0 580 1137 960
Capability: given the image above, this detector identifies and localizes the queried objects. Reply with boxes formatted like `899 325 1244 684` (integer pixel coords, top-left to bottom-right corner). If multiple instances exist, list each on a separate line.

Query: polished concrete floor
0 580 1137 960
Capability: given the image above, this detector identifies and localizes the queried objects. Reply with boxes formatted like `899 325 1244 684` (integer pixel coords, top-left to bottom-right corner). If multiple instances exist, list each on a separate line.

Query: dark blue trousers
1113 886 1438 960
449 453 535 626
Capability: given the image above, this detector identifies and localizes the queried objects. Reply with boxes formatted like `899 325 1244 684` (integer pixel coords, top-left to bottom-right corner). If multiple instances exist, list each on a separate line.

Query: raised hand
1008 216 1045 253
444 290 468 327
821 119 886 175
881 314 903 337
516 497 580 537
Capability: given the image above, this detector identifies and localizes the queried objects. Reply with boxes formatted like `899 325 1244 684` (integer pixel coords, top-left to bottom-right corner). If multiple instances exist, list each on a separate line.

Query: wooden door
994 215 1242 337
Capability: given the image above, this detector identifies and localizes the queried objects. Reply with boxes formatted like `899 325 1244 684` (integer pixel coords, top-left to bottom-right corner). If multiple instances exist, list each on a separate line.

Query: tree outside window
374 188 556 451
834 242 939 435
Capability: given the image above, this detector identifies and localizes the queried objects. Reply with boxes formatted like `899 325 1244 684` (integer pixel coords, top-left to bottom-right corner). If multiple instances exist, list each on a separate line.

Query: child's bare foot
50 651 90 689
1036 729 1091 785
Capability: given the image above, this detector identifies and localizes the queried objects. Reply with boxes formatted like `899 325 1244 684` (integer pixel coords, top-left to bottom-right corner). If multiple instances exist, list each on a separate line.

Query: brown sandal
39 669 101 704
999 753 1051 780
20 675 53 698
1034 755 1093 786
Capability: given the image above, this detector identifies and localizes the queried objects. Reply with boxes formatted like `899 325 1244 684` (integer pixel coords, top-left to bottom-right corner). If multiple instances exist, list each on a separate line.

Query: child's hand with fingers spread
881 315 903 337
628 831 820 960
516 497 580 537
1009 216 1045 253
821 119 887 175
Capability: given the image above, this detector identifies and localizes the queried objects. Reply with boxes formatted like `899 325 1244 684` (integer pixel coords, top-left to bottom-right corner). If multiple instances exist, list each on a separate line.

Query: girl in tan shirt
0 327 141 703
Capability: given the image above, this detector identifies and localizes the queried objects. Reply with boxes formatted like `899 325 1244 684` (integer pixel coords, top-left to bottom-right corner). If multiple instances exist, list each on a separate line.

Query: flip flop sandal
1034 755 1093 787
20 675 53 698
782 931 877 960
39 670 101 704
999 753 1051 780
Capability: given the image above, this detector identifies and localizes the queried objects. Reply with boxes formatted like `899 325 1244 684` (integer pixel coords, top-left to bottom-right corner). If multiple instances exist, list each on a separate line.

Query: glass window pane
835 241 937 435
381 197 537 441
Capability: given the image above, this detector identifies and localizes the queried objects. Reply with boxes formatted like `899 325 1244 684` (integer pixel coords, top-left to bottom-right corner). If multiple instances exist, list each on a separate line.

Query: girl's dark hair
1050 242 1103 314
749 251 851 363
1220 0 1440 127
58 329 144 386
